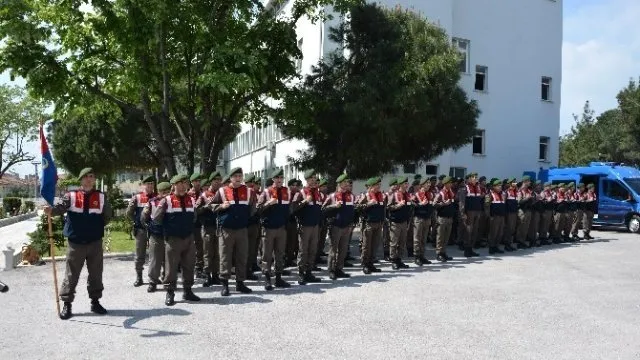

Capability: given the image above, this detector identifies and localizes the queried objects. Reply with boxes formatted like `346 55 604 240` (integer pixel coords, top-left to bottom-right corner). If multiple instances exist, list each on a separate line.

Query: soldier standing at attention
315 178 329 266
582 184 597 240
195 171 223 287
322 174 356 280
406 176 420 258
141 181 171 292
210 168 256 296
485 179 506 254
356 182 369 255
257 169 293 290
571 183 586 241
357 177 385 274
515 176 533 249
383 178 398 261
565 182 578 242
291 170 324 284
285 179 300 268
528 181 543 247
126 175 156 287
411 178 434 266
428 176 439 245
552 183 568 243
502 178 518 252
245 175 262 279
45 167 112 320
433 176 455 262
151 174 201 306
538 182 554 245
188 173 206 279
387 177 412 269
477 176 489 246
458 173 482 257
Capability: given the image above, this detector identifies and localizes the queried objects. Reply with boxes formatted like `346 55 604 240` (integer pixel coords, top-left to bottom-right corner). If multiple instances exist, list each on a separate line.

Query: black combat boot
59 302 72 320
391 258 400 270
147 283 157 293
236 281 253 294
182 287 200 302
246 272 259 281
297 271 307 285
274 274 291 288
90 299 107 314
335 269 351 278
263 274 274 291
415 257 424 266
329 271 337 280
362 266 372 274
165 290 175 306
203 273 213 287
195 268 206 279
305 271 322 282
133 271 143 287
504 244 516 252
436 253 448 262
220 279 230 296
369 264 382 273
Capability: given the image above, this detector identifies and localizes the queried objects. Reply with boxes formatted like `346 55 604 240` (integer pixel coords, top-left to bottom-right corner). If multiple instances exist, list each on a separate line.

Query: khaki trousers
463 210 482 248
193 224 204 270
503 212 517 245
583 211 594 235
540 210 553 239
262 227 287 275
571 210 584 236
202 225 219 276
298 225 319 272
60 240 104 303
147 234 165 284
488 216 505 248
361 221 382 266
528 211 541 242
436 217 452 254
413 217 431 258
389 221 408 260
219 228 248 281
328 226 351 272
134 228 148 272
165 235 196 291
247 223 260 272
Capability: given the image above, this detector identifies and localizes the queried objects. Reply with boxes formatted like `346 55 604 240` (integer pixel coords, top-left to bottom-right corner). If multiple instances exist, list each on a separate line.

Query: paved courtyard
1 230 640 360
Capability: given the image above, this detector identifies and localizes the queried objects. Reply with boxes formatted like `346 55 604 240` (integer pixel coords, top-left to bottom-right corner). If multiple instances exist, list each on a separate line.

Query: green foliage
106 187 127 211
24 200 35 212
0 85 46 179
27 214 66 256
58 177 80 188
5 187 30 198
0 0 362 176
2 197 22 215
276 4 479 182
107 215 133 235
560 79 640 166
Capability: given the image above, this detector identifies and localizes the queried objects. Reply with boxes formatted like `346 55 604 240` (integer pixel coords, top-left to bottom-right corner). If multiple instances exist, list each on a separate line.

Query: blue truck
524 162 640 233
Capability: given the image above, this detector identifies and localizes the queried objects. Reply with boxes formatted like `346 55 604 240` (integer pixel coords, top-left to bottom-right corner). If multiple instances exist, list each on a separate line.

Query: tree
1 0 362 177
275 4 479 183
0 84 45 179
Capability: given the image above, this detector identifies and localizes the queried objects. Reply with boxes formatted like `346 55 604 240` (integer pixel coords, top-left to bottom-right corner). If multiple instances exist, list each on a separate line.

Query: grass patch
50 230 135 257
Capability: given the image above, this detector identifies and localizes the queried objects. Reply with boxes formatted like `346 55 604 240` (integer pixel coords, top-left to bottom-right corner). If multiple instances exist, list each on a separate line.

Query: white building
224 0 562 188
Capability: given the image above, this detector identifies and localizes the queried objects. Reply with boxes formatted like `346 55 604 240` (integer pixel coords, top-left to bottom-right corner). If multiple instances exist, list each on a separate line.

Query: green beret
413 174 422 180
522 175 531 182
568 182 575 188
550 184 557 189
508 178 516 183
587 183 595 189
270 168 284 178
303 169 316 179
255 177 262 184
578 183 585 188
535 180 542 185
397 176 409 185
265 178 274 187
366 177 381 187
544 182 552 186
318 179 328 187
419 177 430 185
558 183 566 188
157 182 171 192
466 172 478 179
230 167 243 176
142 175 156 183
336 173 350 183
491 179 502 186
190 172 202 182
77 167 94 181
411 179 420 186
442 176 453 185
245 174 256 183
222 174 231 184
429 176 437 181
489 177 498 184
208 171 222 182
170 174 189 184
438 174 446 181
288 178 298 186
389 178 398 186
296 179 303 186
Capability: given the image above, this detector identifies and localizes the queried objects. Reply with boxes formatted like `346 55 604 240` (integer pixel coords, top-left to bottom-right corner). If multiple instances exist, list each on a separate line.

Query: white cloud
561 0 640 134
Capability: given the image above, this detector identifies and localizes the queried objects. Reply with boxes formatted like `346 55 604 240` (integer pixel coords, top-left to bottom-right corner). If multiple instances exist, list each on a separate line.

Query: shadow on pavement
71 308 191 337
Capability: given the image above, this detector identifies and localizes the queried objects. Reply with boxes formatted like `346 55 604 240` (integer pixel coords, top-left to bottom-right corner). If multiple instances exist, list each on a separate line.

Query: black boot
133 271 143 287
275 274 291 288
504 244 516 252
220 279 230 296
210 273 221 285
391 259 400 270
147 283 157 293
246 272 259 281
437 253 448 262
236 281 253 294
414 257 424 266
369 264 382 273
251 263 261 272
298 271 307 285
263 274 273 291
165 290 175 306
335 269 351 278
203 273 213 287
59 302 72 320
305 271 322 282
464 248 480 257
183 288 201 302
329 271 337 280
362 266 372 274
90 299 107 315
195 268 206 279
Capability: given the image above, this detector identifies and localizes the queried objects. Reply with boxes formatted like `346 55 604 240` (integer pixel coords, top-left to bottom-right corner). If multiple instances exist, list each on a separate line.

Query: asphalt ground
1 229 639 360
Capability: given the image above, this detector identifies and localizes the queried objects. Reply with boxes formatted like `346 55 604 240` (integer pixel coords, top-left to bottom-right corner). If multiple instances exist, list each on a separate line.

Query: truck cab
540 162 640 233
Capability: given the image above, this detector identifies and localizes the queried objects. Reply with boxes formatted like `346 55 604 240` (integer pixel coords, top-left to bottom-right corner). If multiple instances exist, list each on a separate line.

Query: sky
2 0 640 176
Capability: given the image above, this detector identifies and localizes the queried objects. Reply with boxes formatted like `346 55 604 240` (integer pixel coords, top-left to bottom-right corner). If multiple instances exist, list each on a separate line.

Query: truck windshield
623 178 640 195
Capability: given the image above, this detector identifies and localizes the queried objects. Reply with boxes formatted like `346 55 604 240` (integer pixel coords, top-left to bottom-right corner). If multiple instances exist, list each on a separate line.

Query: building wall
226 0 562 186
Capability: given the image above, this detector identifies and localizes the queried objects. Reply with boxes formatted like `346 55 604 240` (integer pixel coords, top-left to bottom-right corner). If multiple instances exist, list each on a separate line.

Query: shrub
27 214 66 256
2 197 22 216
24 200 35 212
107 187 127 211
107 215 133 236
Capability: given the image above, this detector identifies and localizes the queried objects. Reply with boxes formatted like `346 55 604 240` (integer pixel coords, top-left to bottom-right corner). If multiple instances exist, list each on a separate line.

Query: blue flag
39 123 58 206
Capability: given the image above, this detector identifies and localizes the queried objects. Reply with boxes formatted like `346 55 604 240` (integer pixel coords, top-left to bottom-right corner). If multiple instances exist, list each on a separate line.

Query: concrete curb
41 251 135 262
0 212 37 228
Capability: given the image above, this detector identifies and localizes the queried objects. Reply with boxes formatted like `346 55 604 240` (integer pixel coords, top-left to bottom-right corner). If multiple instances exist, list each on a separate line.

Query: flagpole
40 119 60 315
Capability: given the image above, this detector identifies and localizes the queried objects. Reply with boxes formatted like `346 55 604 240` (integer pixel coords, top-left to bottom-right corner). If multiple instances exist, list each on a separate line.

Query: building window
449 167 466 179
296 38 303 73
475 65 487 91
541 77 552 101
425 164 438 175
403 163 416 174
452 38 470 73
472 129 485 155
539 136 550 161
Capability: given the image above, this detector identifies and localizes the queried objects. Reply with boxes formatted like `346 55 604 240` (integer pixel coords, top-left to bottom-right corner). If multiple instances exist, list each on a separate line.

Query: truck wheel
628 215 640 233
